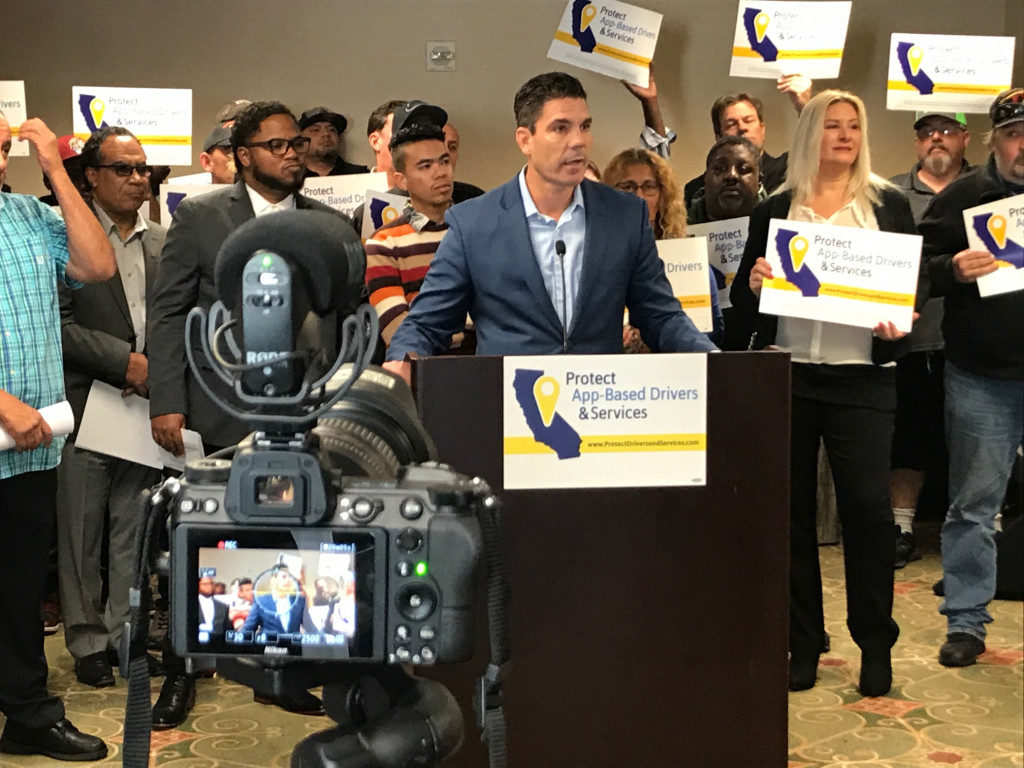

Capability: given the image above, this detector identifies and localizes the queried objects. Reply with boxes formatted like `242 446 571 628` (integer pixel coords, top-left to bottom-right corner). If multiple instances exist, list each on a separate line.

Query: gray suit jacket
60 219 166 440
147 181 342 448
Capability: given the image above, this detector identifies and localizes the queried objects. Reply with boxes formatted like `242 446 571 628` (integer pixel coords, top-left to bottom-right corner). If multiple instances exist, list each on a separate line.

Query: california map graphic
971 213 1024 269
896 41 934 95
570 0 598 53
743 7 778 62
78 93 109 132
775 227 821 297
511 369 581 460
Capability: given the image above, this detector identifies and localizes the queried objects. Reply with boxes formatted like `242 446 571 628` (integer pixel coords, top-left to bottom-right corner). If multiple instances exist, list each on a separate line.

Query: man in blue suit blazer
241 568 308 635
385 72 716 379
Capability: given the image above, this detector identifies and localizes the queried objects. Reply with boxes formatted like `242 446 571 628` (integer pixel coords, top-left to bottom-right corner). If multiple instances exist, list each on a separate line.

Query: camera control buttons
418 625 436 641
202 498 219 514
396 528 423 553
396 561 413 577
397 584 437 621
179 499 196 513
395 625 411 642
420 646 436 664
395 646 412 662
400 498 423 520
351 497 375 522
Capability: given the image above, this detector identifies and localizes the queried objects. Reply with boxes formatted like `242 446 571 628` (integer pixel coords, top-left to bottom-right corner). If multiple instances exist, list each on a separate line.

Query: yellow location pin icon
533 376 560 428
754 12 770 43
789 236 809 270
89 98 106 127
382 206 399 225
581 3 597 32
988 215 1008 249
908 46 924 77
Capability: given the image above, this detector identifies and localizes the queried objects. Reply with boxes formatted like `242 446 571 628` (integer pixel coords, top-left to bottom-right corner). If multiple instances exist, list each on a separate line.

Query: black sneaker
939 632 986 667
894 527 921 569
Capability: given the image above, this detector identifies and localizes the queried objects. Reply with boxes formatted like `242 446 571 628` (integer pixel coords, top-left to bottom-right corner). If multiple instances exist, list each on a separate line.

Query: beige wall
4 0 1021 196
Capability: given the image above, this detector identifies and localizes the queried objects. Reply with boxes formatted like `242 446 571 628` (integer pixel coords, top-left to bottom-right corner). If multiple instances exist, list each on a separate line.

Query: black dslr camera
122 211 508 768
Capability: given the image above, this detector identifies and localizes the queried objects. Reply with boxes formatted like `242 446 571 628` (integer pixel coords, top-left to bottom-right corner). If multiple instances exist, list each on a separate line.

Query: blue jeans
940 362 1024 639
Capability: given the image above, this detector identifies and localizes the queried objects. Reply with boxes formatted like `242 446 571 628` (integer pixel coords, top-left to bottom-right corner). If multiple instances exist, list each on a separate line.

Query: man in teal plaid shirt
0 111 115 762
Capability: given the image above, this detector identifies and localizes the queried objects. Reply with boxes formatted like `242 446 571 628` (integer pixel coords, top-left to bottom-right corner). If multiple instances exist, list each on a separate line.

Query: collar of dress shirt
246 183 296 217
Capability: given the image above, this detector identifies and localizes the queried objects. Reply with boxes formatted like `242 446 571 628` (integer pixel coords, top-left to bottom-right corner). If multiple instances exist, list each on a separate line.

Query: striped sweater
364 213 450 347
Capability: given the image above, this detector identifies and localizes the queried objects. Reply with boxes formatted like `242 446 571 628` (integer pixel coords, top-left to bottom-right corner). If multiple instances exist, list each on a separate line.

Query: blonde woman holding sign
731 90 921 697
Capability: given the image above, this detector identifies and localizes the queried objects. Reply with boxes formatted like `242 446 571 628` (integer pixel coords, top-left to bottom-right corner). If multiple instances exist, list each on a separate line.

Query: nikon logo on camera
246 351 289 364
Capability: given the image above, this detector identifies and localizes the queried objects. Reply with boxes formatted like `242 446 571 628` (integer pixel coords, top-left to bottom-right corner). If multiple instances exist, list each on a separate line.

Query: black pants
0 469 65 727
790 396 900 658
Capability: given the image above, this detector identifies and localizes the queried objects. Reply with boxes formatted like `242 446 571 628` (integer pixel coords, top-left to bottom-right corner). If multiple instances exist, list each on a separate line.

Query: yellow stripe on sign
505 434 706 454
554 31 652 67
886 80 1005 96
74 134 192 146
763 277 913 306
732 47 842 59
677 294 712 309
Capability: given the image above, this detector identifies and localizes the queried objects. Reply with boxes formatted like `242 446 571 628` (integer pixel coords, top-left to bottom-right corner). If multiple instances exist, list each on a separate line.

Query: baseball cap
390 101 448 136
57 135 85 161
912 111 967 130
202 125 232 153
298 106 348 134
216 99 253 125
990 88 1024 129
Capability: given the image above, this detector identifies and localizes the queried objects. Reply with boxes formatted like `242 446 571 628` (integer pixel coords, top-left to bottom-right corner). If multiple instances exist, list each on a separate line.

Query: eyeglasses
615 180 660 194
915 126 964 140
245 136 311 156
92 162 152 178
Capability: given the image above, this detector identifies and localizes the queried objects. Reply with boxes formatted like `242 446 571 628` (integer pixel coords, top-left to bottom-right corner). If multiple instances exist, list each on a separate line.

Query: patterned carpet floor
1 541 1020 767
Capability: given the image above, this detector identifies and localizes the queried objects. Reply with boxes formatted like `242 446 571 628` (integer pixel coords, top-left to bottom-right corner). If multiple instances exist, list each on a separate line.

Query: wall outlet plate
426 40 456 72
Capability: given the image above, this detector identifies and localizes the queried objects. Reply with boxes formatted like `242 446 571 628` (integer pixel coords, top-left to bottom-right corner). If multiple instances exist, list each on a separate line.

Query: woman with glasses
603 148 685 239
731 90 920 697
603 148 721 346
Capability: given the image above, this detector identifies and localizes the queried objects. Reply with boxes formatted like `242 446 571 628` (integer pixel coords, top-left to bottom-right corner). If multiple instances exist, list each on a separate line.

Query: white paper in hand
0 401 74 451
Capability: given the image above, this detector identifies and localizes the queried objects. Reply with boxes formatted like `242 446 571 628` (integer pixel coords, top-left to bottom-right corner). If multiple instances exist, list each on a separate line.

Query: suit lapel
141 227 161 300
107 269 133 333
228 181 255 228
501 180 563 333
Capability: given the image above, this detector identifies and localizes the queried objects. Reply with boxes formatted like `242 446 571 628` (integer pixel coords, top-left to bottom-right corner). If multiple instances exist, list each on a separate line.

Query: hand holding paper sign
749 256 773 296
952 249 999 283
17 118 62 176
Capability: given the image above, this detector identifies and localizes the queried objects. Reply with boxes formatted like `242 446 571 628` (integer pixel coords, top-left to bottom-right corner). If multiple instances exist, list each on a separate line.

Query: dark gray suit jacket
147 181 341 448
60 218 166 440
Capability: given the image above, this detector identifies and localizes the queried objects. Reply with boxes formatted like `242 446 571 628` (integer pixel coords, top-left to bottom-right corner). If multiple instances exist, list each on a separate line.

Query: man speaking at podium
384 72 716 382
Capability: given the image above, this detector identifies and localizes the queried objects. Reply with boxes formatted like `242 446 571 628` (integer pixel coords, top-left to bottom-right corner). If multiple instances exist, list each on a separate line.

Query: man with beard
384 72 715 382
687 135 765 351
918 88 1024 668
888 112 972 568
57 127 164 688
146 102 344 726
299 106 369 178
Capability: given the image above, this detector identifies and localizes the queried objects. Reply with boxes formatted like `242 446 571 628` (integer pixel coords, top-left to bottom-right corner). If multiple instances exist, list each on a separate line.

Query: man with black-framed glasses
146 101 348 727
888 111 972 571
57 126 165 690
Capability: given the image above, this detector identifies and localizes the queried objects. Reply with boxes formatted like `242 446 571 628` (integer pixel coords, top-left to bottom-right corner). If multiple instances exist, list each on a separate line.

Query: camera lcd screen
181 528 382 660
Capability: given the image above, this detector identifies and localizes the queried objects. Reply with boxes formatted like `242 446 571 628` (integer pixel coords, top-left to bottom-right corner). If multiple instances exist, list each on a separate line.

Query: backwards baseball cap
913 111 967 130
57 135 85 162
202 125 232 153
990 88 1024 129
391 101 447 136
298 106 348 134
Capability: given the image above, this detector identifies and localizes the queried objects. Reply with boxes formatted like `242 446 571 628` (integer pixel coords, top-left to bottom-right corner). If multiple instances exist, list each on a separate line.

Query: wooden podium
412 351 791 768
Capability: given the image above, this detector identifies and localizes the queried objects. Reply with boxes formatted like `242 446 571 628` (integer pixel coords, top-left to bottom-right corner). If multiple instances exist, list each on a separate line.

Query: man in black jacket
918 88 1024 668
